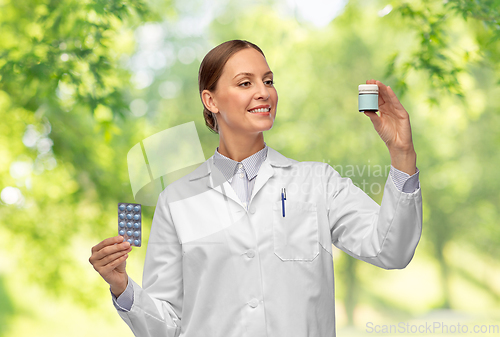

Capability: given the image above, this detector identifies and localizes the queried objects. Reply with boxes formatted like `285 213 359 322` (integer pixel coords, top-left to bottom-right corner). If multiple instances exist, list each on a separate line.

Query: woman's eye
239 80 274 87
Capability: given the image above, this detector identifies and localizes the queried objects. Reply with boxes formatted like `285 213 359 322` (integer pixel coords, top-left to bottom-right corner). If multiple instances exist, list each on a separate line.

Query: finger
93 246 132 270
102 247 132 268
364 111 382 130
376 80 393 104
95 241 130 262
102 253 129 272
375 80 388 90
382 85 407 117
378 91 386 107
386 85 400 101
92 236 124 254
366 79 386 106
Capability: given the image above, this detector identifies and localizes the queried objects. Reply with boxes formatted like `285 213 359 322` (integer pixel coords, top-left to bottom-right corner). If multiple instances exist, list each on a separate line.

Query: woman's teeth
249 108 270 113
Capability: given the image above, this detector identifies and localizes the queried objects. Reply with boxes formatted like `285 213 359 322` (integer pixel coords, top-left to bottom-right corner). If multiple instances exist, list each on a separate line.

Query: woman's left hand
364 79 417 175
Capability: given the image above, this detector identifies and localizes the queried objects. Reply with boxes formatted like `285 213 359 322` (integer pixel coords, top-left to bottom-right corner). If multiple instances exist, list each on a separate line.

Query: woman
89 40 422 337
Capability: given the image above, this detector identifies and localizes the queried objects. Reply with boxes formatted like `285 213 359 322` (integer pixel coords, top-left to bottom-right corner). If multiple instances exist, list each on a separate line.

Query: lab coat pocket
272 200 319 261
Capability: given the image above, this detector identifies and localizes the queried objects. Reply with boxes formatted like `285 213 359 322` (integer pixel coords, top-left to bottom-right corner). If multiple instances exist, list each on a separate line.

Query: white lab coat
115 146 422 337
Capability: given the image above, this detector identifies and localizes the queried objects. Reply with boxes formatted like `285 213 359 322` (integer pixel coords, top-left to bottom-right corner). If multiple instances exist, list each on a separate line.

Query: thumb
364 111 382 130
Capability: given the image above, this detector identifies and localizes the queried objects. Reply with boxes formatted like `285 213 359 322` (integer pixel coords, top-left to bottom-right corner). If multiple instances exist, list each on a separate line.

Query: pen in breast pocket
281 187 286 217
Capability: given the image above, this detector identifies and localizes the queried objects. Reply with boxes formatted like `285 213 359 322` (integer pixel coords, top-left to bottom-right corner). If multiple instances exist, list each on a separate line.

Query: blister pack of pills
118 202 142 247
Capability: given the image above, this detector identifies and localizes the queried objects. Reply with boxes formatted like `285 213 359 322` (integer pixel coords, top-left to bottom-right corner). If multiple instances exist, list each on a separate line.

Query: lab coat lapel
249 155 274 203
250 147 293 201
206 156 243 207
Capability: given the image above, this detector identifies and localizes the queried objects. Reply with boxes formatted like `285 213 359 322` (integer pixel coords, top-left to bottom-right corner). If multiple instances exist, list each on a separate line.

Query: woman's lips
248 111 271 115
248 107 271 115
248 105 271 112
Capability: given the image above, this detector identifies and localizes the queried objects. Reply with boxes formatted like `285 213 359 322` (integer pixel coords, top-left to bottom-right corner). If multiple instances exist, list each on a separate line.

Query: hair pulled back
198 40 265 134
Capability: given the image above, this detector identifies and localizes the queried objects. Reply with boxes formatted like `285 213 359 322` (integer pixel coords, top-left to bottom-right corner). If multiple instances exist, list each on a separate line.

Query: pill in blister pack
118 203 142 247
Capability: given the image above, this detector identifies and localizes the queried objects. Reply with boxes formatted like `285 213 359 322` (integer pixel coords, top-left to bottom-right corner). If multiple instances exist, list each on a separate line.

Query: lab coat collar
188 146 293 207
188 146 292 182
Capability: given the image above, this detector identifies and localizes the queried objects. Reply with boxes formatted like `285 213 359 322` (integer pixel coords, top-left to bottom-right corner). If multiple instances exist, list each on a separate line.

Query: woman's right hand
89 235 133 297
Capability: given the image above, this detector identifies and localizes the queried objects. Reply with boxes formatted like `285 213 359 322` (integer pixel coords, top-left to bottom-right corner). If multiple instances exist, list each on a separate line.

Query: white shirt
110 145 422 337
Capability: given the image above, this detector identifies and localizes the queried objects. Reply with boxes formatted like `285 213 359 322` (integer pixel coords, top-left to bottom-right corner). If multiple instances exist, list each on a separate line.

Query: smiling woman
199 40 267 132
198 40 278 144
198 40 277 161
90 39 423 337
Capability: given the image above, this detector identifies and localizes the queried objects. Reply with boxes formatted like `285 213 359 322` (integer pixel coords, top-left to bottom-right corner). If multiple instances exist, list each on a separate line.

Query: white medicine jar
358 84 379 112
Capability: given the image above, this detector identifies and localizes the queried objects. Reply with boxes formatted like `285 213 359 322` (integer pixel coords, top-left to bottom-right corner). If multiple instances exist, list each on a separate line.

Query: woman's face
203 47 278 135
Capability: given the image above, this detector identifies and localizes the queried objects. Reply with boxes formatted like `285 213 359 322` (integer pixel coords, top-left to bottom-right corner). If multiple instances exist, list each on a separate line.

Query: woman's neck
217 132 265 162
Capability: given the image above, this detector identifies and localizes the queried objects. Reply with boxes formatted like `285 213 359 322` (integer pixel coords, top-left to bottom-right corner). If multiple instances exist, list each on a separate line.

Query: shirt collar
213 142 268 183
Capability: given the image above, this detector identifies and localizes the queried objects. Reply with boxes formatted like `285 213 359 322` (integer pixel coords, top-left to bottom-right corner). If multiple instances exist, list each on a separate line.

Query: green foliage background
1 0 499 335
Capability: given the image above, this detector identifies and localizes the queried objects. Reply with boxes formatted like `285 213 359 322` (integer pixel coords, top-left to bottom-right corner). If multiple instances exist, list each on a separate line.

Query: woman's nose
255 82 270 100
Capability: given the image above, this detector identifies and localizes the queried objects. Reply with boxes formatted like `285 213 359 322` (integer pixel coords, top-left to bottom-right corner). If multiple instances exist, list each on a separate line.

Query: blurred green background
1 0 499 336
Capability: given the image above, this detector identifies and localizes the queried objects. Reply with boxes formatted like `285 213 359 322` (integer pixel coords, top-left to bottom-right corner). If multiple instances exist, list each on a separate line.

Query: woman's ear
202 89 218 114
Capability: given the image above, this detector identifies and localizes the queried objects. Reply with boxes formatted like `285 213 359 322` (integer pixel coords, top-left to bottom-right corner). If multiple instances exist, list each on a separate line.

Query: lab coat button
249 206 256 214
248 298 259 308
246 250 255 258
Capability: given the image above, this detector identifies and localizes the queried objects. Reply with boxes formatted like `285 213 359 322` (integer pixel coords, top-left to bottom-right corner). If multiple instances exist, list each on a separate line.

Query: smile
248 108 271 114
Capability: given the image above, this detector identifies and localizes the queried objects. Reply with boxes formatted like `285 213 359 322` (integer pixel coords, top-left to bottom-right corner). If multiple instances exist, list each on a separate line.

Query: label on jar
359 93 378 112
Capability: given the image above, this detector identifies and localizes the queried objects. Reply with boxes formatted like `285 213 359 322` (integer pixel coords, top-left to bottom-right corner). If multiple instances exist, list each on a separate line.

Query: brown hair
198 40 266 134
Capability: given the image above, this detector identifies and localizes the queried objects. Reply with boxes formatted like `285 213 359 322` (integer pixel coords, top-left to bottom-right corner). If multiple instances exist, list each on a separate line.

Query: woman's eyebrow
233 71 273 80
